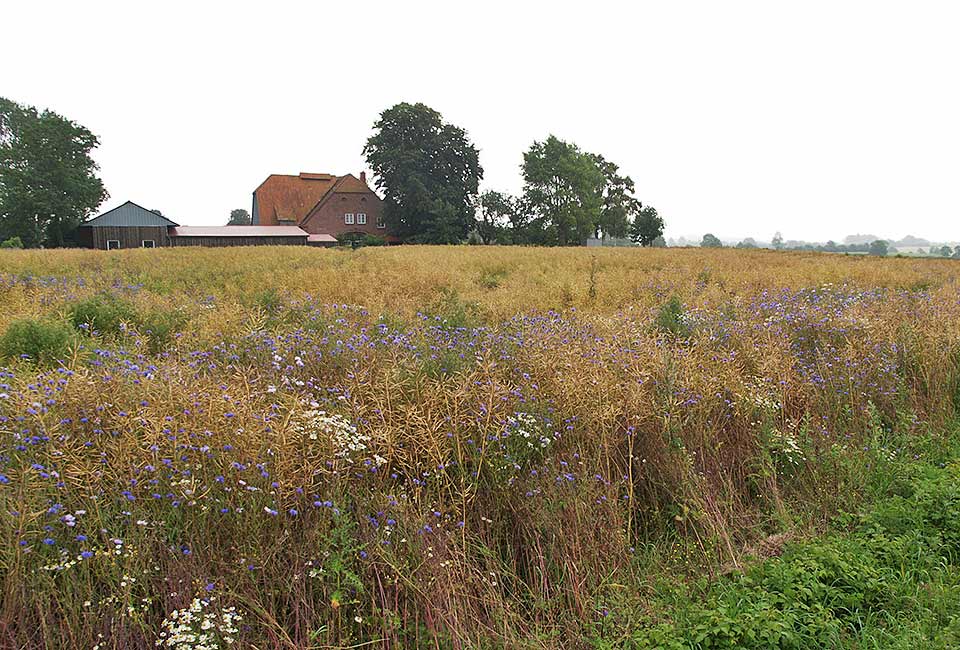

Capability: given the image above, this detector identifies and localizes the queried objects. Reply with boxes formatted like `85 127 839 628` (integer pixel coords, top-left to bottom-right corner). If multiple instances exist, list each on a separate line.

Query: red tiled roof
333 174 372 193
172 226 308 237
254 172 378 225
254 173 339 224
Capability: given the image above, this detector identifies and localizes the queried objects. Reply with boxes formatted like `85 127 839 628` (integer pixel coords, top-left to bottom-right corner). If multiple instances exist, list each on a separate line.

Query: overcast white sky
5 1 959 242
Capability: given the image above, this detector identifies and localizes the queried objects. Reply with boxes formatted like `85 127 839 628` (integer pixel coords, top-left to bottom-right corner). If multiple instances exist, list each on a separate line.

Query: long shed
169 226 309 247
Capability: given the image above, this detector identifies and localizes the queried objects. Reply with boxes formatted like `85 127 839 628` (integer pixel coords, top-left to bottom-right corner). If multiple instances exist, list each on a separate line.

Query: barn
76 201 178 249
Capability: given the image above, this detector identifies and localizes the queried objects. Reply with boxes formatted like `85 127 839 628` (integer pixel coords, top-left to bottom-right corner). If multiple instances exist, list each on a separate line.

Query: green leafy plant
655 296 692 338
139 308 188 354
477 266 508 289
628 460 960 648
0 318 77 365
67 293 137 337
428 288 480 331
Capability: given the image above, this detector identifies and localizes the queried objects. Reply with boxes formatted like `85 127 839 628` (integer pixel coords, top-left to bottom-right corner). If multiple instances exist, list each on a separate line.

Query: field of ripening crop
2 246 960 649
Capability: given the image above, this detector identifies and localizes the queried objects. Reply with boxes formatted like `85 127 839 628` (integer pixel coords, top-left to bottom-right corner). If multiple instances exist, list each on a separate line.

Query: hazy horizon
5 1 958 242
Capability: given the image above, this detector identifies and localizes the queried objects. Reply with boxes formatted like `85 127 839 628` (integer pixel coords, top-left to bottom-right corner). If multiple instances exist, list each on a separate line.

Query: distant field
2 246 960 648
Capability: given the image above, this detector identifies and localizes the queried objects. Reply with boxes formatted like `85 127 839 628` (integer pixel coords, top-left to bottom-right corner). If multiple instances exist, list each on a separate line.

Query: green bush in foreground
139 308 188 355
0 318 77 364
654 296 691 338
67 292 138 337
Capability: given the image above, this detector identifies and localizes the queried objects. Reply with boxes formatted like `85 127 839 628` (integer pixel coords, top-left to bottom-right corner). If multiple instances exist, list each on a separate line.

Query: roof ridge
83 201 179 227
299 175 346 225
253 172 338 192
172 225 308 237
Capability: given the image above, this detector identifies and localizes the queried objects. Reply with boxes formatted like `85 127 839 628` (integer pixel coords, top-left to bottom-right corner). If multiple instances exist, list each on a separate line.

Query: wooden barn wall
83 226 171 249
76 227 94 248
170 236 308 247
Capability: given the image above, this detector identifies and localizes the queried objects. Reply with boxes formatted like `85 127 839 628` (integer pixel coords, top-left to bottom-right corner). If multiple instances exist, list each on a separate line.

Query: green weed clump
654 295 691 338
139 308 188 355
427 287 481 330
67 292 137 336
477 266 509 289
0 318 76 365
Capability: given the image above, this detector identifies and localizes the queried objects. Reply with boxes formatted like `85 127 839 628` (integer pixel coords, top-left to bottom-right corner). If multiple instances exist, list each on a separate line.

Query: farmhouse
252 171 391 241
77 201 312 249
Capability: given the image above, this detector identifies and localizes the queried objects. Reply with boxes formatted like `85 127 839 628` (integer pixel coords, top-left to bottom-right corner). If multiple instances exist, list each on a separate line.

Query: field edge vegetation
1 246 959 648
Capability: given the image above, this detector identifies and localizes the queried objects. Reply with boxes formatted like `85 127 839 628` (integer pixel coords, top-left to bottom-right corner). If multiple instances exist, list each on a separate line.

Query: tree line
363 103 664 246
697 232 960 258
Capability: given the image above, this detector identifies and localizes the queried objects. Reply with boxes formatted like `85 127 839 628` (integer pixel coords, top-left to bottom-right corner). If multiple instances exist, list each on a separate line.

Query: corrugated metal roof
171 226 308 237
82 201 179 227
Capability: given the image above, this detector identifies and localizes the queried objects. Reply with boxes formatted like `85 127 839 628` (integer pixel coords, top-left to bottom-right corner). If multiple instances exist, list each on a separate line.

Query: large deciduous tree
476 190 518 244
630 205 664 246
701 233 723 248
363 103 482 244
227 208 251 225
868 239 889 257
521 136 605 246
0 97 107 247
592 154 638 240
521 136 648 246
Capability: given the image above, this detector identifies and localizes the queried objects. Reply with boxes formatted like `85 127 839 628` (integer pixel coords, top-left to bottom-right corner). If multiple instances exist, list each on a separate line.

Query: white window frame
141 239 156 248
106 239 121 250
356 212 367 225
376 214 386 229
344 213 355 225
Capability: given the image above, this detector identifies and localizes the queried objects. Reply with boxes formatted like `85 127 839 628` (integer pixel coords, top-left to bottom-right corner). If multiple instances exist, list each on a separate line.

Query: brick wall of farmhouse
300 191 386 237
